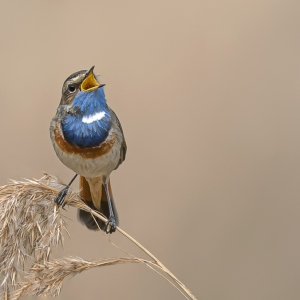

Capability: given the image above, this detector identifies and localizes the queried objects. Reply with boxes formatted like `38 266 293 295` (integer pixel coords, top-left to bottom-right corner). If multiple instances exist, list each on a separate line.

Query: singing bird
50 67 126 233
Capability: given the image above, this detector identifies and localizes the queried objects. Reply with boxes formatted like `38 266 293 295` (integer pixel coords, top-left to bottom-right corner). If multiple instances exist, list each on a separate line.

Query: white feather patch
82 111 106 124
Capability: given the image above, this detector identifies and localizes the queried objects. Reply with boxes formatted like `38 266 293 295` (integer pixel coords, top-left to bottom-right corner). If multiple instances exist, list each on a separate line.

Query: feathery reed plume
0 174 197 300
0 174 68 299
13 256 141 299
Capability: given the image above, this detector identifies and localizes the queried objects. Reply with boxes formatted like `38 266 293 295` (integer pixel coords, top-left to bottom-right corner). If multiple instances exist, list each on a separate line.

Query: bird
50 66 127 234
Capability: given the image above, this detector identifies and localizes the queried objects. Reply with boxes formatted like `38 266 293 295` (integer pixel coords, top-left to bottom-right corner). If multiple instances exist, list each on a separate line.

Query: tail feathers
78 176 119 231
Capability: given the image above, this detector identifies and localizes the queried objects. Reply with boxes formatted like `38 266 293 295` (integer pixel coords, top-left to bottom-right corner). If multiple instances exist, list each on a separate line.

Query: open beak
80 66 105 91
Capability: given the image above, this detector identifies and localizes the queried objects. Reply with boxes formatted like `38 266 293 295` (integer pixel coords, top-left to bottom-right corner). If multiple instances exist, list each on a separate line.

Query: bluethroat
50 67 127 233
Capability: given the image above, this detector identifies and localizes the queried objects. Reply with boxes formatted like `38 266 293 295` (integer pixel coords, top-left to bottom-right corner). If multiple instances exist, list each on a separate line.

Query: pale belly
53 143 120 178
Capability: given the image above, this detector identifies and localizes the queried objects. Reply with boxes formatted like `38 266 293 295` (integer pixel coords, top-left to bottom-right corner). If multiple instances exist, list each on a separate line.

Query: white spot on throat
82 111 106 124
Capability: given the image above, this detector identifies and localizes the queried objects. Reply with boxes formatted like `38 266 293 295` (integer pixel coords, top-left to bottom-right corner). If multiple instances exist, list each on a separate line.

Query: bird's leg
54 174 78 206
103 178 117 234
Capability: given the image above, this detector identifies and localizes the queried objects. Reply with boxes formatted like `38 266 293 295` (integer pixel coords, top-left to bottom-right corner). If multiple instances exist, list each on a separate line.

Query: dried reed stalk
0 174 197 300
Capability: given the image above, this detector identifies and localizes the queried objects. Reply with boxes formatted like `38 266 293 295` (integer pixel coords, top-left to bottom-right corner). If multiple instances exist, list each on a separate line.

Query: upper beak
80 66 105 91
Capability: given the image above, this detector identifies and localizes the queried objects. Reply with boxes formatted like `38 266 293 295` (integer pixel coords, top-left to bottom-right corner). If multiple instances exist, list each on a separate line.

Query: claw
54 187 69 206
104 217 116 234
54 174 78 207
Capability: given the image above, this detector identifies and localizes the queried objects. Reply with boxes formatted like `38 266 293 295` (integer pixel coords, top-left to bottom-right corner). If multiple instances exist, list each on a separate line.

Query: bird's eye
68 84 76 92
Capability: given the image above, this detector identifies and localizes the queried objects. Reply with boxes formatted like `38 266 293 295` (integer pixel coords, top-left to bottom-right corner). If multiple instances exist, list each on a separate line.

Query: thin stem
76 203 197 300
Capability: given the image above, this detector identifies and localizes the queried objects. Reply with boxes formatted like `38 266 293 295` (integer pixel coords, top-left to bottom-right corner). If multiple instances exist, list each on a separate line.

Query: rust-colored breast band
53 122 115 159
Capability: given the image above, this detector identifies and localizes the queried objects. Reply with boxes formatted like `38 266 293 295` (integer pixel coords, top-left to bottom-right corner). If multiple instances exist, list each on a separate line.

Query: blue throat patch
62 88 112 148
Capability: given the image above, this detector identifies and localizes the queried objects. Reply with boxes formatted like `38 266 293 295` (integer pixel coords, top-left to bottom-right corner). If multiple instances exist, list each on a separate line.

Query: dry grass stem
0 174 197 300
67 198 197 300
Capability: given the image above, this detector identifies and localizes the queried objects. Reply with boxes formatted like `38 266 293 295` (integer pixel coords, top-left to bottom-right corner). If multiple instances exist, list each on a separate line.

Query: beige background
0 1 300 299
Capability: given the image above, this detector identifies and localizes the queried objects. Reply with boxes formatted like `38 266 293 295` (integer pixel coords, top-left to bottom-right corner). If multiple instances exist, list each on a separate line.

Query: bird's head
60 66 105 106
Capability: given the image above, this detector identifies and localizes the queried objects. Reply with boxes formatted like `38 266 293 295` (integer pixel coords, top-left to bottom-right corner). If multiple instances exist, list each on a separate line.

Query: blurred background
0 1 300 299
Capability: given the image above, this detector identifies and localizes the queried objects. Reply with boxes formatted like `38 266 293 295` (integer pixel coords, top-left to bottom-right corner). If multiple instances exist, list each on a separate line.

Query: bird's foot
54 186 69 206
54 174 78 207
104 216 117 234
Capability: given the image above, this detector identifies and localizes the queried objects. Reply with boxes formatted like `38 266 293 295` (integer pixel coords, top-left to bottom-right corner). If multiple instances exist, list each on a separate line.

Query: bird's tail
78 176 119 231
